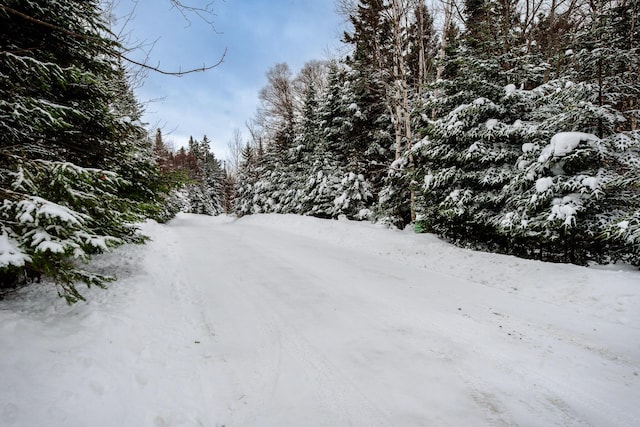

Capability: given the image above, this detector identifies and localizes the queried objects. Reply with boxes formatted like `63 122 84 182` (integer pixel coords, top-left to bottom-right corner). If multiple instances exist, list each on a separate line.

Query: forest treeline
233 0 640 266
0 0 639 301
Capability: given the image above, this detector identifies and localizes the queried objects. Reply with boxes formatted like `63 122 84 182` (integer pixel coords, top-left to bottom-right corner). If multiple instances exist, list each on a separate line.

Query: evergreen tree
298 72 374 220
343 0 396 194
167 135 225 216
295 84 333 217
0 0 160 301
492 0 640 265
200 135 225 215
496 80 640 265
151 129 192 222
235 143 262 215
221 164 237 214
241 63 301 215
412 0 528 243
227 0 639 267
568 0 639 134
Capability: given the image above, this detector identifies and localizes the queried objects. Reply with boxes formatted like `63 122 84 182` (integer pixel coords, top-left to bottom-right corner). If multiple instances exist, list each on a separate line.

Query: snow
30 229 63 253
0 232 31 268
451 103 469 116
17 197 85 226
485 119 498 130
548 195 581 226
521 142 535 153
504 84 516 95
551 132 597 156
1 214 639 426
35 239 66 254
535 176 554 193
500 211 515 228
423 173 434 189
334 193 347 207
389 157 407 170
539 132 599 162
581 176 600 191
412 136 431 152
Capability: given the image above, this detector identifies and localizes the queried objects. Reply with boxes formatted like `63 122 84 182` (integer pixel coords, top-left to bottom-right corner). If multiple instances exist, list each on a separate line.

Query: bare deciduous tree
225 128 244 176
257 63 296 141
293 60 329 115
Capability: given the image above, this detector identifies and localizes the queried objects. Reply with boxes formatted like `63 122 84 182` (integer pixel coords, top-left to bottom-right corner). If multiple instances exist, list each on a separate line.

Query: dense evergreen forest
0 0 638 301
0 0 166 301
234 0 640 266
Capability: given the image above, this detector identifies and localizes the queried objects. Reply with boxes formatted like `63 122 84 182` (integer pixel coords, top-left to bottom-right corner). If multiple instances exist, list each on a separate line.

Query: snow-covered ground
1 213 638 426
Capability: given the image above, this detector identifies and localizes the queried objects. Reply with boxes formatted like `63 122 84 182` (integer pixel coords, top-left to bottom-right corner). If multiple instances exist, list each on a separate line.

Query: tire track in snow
159 215 639 426
232 220 639 427
225 223 496 425
170 217 391 426
239 273 393 427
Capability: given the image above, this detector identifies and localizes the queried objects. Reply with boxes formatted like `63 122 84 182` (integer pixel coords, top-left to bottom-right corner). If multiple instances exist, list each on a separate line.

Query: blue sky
114 0 345 159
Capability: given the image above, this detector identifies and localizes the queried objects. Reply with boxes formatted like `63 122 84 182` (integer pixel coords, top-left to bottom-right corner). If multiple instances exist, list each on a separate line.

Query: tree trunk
389 0 416 221
433 0 453 118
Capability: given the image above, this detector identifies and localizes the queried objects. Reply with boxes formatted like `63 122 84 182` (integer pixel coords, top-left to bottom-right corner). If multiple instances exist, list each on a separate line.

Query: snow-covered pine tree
107 66 164 221
495 80 639 265
235 143 262 216
183 137 209 215
301 62 374 219
295 83 335 217
242 63 301 214
235 58 375 221
406 1 438 92
412 0 535 248
175 135 227 216
0 0 159 301
221 165 237 214
568 0 639 132
203 139 226 215
342 0 396 198
151 129 186 222
495 0 640 265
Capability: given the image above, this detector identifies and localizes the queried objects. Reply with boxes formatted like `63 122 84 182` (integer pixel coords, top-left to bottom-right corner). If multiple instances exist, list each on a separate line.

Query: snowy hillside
1 213 638 426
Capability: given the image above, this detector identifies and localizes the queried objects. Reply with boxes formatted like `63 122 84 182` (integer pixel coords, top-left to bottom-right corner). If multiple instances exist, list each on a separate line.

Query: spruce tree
412 0 530 245
493 0 640 265
0 0 160 301
151 129 190 222
235 143 261 215
343 0 395 195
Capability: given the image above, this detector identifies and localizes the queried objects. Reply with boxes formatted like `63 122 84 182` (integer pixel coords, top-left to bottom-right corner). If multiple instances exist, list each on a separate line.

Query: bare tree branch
121 47 226 76
170 0 220 32
1 3 226 76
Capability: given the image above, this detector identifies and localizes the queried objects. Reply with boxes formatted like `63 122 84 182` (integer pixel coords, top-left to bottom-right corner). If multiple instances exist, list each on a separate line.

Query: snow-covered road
1 213 639 426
